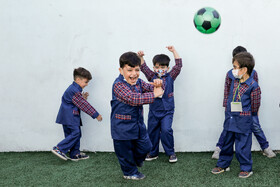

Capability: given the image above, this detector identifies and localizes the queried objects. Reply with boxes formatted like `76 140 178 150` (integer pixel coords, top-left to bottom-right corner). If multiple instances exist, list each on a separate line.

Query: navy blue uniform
111 75 154 176
55 82 99 158
217 76 261 172
216 70 269 150
140 59 182 156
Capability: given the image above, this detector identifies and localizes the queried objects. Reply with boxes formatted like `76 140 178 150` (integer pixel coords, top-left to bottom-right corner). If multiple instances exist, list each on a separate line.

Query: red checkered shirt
223 70 258 107
72 92 99 118
140 58 183 81
113 79 155 106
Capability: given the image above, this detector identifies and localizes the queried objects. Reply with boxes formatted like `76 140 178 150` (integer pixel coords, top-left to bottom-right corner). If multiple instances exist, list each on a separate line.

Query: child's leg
235 133 253 172
216 131 235 168
160 111 175 156
69 126 82 158
113 139 138 176
216 129 227 149
252 116 269 150
147 111 161 156
57 125 81 155
133 134 152 166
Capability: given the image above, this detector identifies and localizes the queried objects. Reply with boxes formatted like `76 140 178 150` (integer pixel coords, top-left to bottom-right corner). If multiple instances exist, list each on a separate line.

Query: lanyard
232 80 241 102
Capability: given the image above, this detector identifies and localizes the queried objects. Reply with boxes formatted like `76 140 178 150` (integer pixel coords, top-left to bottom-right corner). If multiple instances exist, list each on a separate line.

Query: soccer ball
193 7 221 34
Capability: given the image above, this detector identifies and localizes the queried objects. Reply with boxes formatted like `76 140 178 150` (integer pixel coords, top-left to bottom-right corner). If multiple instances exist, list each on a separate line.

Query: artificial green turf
0 152 279 186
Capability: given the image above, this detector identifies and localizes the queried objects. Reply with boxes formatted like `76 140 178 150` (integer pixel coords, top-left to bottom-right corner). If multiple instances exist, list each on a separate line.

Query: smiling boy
111 52 163 180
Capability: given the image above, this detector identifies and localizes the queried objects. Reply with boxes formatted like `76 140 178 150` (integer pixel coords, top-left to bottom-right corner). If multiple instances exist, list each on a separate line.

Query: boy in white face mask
138 46 182 163
212 46 275 160
212 52 261 178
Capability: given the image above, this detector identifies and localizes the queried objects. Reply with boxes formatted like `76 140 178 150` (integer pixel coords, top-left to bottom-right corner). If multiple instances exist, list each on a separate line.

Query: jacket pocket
73 110 80 116
115 114 131 120
240 111 251 116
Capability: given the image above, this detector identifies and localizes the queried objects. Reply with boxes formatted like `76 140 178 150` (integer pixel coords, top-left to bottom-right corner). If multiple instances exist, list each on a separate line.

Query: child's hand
82 92 89 100
137 51 145 57
96 115 102 122
166 46 175 52
137 51 145 65
153 87 164 98
166 46 180 59
150 79 162 87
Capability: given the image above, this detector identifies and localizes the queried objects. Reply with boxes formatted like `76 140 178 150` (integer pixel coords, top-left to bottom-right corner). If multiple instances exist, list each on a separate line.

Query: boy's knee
161 127 173 135
71 130 81 138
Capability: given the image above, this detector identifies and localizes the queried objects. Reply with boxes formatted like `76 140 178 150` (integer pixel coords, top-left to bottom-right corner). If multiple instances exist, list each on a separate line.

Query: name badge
231 102 243 112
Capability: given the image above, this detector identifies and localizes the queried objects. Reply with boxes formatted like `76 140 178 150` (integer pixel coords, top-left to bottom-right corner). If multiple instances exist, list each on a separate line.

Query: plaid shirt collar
72 81 83 92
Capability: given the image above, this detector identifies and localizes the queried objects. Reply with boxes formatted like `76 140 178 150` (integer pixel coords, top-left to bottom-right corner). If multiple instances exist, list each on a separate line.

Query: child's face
119 64 140 85
75 77 89 89
153 63 169 74
233 60 247 76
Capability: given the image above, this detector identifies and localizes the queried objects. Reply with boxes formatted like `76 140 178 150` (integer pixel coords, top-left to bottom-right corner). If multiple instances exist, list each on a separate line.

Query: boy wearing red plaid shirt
138 46 182 163
52 67 102 161
211 52 261 178
111 52 163 180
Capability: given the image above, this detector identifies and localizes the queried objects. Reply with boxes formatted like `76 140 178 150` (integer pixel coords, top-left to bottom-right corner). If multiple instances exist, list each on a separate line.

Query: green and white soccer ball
193 7 221 34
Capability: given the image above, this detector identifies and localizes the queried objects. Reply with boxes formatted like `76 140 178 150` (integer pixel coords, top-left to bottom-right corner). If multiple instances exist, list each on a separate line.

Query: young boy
52 67 102 161
138 46 182 163
212 46 275 159
111 52 163 180
211 52 261 178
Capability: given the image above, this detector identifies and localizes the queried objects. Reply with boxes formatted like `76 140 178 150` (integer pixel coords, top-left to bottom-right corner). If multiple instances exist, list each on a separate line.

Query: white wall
1 0 280 152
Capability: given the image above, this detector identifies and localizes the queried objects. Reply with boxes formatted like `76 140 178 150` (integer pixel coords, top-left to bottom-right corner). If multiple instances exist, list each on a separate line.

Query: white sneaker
263 147 276 158
211 147 221 159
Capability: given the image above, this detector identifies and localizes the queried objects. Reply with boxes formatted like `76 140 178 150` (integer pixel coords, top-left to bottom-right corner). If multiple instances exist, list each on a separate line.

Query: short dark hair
232 46 247 57
232 52 255 76
73 67 92 80
119 52 141 68
153 54 170 66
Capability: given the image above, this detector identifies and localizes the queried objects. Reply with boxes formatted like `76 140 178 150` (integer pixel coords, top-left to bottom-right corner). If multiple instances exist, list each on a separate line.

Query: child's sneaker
51 146 67 161
263 147 276 158
123 172 145 180
169 154 177 163
211 147 221 159
71 153 90 161
238 171 253 178
211 167 230 174
145 154 158 161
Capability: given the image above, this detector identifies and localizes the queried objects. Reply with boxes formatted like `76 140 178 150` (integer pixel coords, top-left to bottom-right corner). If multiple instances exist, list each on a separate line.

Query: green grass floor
0 151 279 186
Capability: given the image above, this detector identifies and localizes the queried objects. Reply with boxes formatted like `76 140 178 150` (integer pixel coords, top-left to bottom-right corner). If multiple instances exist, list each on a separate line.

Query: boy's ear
119 68 123 75
244 67 248 74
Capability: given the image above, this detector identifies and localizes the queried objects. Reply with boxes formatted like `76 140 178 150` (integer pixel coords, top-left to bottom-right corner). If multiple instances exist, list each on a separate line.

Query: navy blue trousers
57 125 81 158
148 110 174 156
216 116 269 150
217 131 252 172
113 135 152 176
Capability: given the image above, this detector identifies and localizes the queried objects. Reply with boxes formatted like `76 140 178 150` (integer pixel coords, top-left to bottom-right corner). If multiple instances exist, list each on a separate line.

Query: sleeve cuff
92 112 100 119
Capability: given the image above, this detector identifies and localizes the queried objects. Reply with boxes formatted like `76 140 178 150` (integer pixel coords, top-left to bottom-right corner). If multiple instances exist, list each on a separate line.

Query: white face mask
155 69 167 78
232 69 244 79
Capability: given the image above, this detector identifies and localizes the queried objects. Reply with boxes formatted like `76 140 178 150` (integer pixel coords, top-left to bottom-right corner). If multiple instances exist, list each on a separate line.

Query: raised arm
167 46 183 80
138 51 156 81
